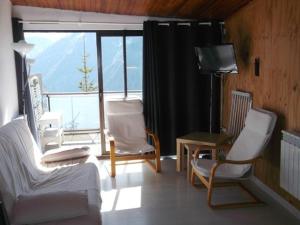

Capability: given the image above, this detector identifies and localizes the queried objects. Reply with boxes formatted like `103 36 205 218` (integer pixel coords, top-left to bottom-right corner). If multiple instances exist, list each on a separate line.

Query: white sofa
0 118 102 225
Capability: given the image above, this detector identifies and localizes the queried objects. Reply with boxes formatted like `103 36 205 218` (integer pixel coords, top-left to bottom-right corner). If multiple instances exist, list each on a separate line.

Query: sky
24 32 72 58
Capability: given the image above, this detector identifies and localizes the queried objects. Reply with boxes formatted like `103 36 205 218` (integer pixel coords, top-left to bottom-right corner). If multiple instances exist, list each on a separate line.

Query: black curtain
12 18 38 142
143 21 222 156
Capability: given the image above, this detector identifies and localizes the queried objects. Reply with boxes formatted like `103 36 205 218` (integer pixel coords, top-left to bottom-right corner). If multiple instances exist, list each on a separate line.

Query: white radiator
227 90 252 142
280 130 300 200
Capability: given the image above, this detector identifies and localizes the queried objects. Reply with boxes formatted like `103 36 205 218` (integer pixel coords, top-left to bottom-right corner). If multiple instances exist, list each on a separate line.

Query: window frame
25 29 143 97
24 30 143 155
96 30 143 97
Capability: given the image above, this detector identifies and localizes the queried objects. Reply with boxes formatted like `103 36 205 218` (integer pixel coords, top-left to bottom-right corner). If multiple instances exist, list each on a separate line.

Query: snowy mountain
25 33 142 93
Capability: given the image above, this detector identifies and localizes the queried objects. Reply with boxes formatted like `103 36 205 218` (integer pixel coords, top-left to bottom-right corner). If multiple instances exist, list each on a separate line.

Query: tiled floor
98 159 299 225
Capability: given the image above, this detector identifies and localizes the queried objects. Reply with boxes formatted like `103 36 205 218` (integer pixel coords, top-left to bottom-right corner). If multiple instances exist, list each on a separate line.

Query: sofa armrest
12 191 88 225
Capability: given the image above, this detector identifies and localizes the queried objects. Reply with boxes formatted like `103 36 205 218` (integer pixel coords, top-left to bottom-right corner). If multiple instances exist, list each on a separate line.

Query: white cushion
12 191 88 225
192 108 277 179
115 143 154 155
191 159 248 179
106 99 143 114
107 112 147 151
0 118 102 225
105 98 156 155
225 108 276 175
226 128 266 175
245 109 273 135
41 146 90 163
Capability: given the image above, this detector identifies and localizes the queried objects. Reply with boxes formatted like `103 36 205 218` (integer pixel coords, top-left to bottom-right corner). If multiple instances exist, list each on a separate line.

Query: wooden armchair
105 99 161 177
191 108 277 208
185 90 252 161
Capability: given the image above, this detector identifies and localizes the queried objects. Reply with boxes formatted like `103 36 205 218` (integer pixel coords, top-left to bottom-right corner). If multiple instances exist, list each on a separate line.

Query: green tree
78 36 97 92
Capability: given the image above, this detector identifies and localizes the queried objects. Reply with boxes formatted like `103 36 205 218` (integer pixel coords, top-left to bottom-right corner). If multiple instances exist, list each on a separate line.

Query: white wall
0 0 19 126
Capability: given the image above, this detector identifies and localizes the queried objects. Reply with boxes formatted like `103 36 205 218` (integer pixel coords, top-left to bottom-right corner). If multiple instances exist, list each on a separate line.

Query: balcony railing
42 91 142 132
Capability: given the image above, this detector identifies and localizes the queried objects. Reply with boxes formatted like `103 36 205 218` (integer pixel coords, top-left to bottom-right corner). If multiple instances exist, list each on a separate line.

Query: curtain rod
19 20 224 26
19 20 142 26
158 22 224 26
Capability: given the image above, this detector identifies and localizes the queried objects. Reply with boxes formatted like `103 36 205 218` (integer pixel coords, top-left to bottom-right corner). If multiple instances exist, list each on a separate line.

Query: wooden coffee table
176 132 231 180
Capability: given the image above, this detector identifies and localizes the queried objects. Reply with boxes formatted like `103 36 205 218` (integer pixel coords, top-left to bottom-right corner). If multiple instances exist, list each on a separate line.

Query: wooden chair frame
191 149 263 209
107 128 161 177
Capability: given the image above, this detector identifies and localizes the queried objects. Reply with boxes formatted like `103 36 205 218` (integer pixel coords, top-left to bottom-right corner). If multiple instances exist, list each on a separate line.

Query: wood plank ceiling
10 0 251 20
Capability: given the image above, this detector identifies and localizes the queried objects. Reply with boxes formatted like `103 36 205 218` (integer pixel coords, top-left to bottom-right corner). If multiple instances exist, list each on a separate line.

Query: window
24 31 143 154
25 32 99 131
25 32 98 93
99 31 143 99
126 36 143 95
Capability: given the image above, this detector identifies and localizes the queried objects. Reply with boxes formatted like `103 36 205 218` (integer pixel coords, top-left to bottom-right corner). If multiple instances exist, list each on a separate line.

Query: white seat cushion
191 108 276 180
191 159 250 179
115 143 154 155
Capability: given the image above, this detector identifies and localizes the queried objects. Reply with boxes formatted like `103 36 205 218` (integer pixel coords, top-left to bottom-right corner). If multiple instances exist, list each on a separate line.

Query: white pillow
12 191 88 224
41 146 90 163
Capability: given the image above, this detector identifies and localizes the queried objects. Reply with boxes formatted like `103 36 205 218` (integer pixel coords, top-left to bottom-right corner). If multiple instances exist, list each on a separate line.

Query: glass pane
101 36 124 94
25 32 98 93
24 32 100 133
126 36 143 96
48 94 99 130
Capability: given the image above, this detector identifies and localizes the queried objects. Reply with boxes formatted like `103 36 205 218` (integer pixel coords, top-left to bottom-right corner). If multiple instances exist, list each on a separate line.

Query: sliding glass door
25 32 101 146
25 31 143 155
97 31 143 154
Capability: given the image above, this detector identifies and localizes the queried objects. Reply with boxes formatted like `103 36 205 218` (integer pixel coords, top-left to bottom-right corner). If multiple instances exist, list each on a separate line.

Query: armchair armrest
193 148 201 160
145 128 155 137
219 143 233 152
104 129 115 142
217 157 261 165
192 142 233 161
146 128 160 152
103 128 109 136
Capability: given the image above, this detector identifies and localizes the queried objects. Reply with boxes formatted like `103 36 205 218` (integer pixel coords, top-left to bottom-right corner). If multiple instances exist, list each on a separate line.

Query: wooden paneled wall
224 0 300 209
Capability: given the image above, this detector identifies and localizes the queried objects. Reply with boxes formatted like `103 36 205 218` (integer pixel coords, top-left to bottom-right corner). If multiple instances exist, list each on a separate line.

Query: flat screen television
195 44 238 74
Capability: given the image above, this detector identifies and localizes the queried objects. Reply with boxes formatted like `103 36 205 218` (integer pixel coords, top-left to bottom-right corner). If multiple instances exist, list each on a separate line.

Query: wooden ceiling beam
10 0 252 20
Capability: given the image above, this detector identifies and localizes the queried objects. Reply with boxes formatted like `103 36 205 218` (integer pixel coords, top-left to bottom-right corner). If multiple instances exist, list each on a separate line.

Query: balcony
41 91 142 155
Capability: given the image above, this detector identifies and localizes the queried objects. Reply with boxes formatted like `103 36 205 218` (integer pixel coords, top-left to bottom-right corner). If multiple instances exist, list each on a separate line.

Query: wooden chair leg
207 175 214 207
208 182 263 209
110 160 116 177
110 140 116 177
191 168 195 185
155 154 161 172
193 164 263 209
145 159 156 172
153 140 161 172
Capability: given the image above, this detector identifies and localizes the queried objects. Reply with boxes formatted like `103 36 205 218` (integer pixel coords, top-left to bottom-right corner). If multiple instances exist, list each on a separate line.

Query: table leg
212 148 217 160
186 145 193 181
176 140 184 172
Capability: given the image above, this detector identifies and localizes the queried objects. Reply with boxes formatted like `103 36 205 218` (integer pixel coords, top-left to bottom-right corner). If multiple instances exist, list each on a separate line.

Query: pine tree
78 36 97 92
